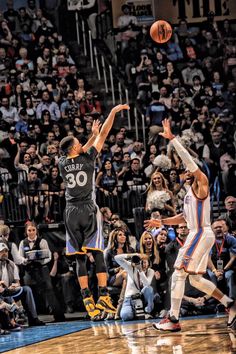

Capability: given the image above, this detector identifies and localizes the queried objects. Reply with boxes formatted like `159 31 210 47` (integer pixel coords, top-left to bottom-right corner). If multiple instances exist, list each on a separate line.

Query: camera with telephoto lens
131 293 145 320
131 255 141 265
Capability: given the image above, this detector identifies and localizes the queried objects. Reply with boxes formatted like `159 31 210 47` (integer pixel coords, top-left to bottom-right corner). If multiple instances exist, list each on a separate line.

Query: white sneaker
153 316 181 332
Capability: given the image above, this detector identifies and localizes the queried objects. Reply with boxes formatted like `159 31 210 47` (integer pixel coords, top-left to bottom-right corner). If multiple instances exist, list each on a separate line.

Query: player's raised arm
82 119 101 153
93 104 130 153
159 119 209 191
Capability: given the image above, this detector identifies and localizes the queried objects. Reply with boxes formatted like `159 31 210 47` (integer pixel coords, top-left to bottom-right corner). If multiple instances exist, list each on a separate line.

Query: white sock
169 270 187 320
220 295 233 307
170 298 182 320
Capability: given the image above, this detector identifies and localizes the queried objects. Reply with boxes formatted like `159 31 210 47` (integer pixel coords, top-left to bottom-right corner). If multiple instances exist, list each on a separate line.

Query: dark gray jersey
58 147 98 202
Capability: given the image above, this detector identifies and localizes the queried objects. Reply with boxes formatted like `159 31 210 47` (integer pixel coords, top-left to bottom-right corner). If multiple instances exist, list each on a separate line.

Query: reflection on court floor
4 315 236 354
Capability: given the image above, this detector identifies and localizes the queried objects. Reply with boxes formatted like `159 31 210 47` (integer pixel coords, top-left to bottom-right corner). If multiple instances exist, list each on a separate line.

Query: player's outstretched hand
112 104 130 113
159 118 175 140
92 119 102 137
144 219 162 229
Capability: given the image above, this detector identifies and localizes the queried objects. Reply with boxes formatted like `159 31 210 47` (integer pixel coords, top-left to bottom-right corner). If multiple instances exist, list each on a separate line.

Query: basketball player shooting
144 118 236 332
59 104 130 320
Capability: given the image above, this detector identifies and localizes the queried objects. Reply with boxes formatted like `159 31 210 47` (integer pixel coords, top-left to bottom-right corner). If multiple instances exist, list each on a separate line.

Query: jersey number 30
66 172 88 188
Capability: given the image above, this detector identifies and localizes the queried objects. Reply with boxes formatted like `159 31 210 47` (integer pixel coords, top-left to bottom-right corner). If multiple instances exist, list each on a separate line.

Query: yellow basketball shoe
96 295 116 314
83 296 101 320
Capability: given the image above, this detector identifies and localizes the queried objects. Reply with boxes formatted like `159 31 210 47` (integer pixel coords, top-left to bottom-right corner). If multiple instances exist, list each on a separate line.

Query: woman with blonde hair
139 231 166 313
139 231 160 267
146 171 176 217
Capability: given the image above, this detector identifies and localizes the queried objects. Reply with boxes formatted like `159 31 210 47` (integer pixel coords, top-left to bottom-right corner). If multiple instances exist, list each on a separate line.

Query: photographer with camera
114 253 155 321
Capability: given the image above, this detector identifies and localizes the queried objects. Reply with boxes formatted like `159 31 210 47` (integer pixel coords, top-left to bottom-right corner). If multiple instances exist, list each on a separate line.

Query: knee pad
189 274 216 295
76 255 88 277
92 251 107 274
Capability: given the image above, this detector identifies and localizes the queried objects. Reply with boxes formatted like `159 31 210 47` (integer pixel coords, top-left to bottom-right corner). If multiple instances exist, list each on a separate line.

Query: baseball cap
0 242 9 252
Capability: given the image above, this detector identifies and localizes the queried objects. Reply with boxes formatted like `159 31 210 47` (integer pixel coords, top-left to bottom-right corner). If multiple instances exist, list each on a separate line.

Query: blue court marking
0 321 92 353
0 314 227 353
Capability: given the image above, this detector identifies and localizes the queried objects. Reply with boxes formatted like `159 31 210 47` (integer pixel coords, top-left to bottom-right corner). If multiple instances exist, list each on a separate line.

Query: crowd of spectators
0 0 236 333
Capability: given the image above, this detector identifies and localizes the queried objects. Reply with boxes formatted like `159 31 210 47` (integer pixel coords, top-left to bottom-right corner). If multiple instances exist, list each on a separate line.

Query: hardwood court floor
5 316 236 354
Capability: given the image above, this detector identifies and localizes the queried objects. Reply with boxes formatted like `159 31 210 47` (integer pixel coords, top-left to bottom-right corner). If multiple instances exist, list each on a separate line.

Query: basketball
150 20 173 44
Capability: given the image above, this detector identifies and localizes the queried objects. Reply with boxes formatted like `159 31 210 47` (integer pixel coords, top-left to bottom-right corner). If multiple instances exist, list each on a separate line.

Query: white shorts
174 227 215 274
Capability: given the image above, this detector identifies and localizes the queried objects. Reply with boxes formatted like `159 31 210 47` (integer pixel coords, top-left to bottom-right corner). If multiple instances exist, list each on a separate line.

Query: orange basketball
150 20 172 44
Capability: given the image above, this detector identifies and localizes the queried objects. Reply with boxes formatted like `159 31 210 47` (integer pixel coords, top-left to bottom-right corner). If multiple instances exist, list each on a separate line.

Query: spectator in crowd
15 47 34 71
0 241 45 327
18 166 45 221
145 91 168 146
96 159 118 210
181 59 205 87
0 126 17 175
0 96 19 124
219 196 236 235
105 227 134 319
116 3 139 53
122 158 148 215
100 206 113 248
60 90 79 120
110 132 130 156
15 109 29 134
79 90 102 118
0 224 26 265
41 165 65 222
208 219 236 299
139 230 166 285
160 35 183 63
202 129 229 184
40 130 55 155
139 229 157 260
36 46 52 77
130 141 145 167
146 171 176 217
19 221 65 322
36 90 60 121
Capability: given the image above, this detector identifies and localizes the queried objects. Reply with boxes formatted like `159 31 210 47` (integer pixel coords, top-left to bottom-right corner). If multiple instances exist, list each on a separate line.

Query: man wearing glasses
219 196 236 236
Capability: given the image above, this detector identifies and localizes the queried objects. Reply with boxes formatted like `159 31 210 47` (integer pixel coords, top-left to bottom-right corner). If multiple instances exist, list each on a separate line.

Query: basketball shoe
96 295 116 314
83 296 102 320
153 315 181 332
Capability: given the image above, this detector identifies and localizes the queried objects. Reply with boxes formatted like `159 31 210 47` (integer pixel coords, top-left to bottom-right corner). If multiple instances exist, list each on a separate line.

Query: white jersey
175 186 215 274
183 187 211 231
